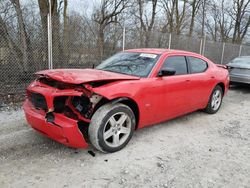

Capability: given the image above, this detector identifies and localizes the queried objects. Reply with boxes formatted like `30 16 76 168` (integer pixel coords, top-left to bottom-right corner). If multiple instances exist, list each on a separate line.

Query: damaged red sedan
23 49 229 153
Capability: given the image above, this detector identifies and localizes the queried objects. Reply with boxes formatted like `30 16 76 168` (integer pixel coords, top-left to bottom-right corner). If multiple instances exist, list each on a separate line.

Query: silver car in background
227 56 250 85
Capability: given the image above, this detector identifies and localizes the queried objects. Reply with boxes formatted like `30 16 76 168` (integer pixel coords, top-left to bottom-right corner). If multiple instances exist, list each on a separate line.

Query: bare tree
93 0 130 58
231 0 250 43
0 15 23 70
10 0 32 72
161 0 188 35
38 0 48 42
188 0 202 36
205 2 219 41
201 0 207 37
134 0 158 47
196 0 234 42
218 0 234 42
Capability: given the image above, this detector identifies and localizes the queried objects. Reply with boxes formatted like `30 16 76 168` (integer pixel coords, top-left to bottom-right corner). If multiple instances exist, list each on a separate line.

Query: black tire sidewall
97 105 136 153
206 86 223 114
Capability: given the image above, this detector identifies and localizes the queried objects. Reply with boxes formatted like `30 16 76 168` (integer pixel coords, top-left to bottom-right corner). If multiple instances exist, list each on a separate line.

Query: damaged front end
23 76 103 148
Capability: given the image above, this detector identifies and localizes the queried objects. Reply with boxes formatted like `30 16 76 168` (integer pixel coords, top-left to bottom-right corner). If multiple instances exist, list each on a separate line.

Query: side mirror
157 68 176 77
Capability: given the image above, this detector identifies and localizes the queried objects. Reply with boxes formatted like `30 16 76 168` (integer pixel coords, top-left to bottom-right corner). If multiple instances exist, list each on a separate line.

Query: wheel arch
93 97 140 130
216 82 225 95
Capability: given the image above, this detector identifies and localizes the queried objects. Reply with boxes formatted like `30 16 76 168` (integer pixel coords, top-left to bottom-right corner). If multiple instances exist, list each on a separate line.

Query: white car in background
227 56 250 85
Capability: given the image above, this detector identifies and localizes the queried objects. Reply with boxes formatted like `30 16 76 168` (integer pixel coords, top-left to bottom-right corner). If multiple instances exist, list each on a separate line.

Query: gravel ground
0 86 250 188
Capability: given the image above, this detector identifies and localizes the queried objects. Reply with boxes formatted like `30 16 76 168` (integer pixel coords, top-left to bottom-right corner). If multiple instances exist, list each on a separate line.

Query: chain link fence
1 14 250 105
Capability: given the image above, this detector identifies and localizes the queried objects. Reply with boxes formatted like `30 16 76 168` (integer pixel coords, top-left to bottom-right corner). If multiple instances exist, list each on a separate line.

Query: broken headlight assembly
71 94 102 119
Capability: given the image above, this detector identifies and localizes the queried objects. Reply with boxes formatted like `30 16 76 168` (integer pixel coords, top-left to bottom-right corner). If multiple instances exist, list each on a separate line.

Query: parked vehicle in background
227 56 250 85
23 49 229 153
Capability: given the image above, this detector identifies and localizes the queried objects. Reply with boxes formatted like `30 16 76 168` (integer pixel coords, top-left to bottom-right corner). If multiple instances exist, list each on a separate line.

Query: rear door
186 56 213 108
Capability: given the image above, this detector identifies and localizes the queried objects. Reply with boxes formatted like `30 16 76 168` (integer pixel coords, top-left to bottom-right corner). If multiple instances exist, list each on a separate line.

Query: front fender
91 82 140 100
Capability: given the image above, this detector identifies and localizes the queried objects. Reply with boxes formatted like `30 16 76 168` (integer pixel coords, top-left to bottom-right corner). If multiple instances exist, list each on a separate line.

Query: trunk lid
216 64 228 69
36 69 140 84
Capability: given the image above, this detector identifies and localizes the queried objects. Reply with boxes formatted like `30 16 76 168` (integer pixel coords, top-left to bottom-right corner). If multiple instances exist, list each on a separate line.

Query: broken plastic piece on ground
88 150 96 157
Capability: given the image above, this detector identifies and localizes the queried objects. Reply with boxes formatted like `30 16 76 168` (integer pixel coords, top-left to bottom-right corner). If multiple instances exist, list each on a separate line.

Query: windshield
96 52 160 77
230 57 250 65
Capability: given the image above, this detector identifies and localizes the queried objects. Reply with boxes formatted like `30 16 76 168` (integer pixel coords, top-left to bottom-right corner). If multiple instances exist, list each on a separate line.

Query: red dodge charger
23 49 229 153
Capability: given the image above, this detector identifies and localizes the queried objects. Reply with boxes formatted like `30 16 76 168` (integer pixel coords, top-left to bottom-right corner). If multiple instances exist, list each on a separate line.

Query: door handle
186 79 191 82
211 76 215 79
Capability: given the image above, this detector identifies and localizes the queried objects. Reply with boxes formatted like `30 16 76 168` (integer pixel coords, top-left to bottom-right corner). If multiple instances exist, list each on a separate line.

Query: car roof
125 48 200 56
235 56 250 58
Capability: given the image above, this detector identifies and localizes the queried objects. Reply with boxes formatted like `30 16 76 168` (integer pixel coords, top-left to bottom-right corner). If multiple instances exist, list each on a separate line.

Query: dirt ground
0 86 250 188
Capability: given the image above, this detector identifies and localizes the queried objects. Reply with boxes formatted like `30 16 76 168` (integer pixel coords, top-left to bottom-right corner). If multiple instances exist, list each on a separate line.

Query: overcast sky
19 0 98 16
67 0 96 15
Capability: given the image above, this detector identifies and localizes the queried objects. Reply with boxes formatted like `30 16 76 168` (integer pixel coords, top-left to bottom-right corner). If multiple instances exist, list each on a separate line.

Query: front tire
204 85 223 114
88 103 136 153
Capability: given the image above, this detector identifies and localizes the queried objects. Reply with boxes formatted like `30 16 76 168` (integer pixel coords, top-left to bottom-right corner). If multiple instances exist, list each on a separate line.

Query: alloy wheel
103 112 132 147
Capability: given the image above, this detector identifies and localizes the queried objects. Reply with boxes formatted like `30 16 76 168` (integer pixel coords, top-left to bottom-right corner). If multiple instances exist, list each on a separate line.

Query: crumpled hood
36 68 140 84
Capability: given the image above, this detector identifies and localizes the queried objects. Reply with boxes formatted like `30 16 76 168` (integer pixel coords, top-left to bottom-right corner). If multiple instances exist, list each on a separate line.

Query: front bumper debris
23 100 88 148
22 81 94 148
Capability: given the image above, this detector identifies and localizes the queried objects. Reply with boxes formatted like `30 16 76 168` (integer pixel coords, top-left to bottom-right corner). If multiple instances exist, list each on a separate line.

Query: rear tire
88 103 136 153
204 85 223 114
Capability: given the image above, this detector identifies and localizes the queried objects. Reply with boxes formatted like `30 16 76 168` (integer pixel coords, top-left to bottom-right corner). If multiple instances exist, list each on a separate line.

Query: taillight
227 66 233 72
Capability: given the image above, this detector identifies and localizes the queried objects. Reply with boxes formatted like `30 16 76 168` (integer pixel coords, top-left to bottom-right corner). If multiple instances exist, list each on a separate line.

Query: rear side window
162 56 188 75
188 57 208 73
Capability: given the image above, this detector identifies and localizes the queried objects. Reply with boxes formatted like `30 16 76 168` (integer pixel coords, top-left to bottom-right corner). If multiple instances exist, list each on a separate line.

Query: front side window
162 56 188 75
96 52 160 77
188 57 208 73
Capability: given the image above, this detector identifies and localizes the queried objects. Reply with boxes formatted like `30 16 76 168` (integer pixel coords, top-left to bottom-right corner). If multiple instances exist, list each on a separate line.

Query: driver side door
151 55 194 122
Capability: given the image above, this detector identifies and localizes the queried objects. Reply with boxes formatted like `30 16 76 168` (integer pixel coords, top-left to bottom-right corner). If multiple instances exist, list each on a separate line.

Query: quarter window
162 56 188 75
188 57 208 73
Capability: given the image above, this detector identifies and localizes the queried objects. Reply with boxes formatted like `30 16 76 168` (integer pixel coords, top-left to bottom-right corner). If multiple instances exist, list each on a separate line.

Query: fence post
47 0 53 69
199 38 203 54
122 27 126 51
220 42 225 64
239 44 242 56
168 33 171 49
202 34 206 55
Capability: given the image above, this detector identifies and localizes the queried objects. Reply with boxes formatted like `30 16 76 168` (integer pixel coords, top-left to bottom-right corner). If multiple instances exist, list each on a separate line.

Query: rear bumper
23 100 88 148
229 74 250 84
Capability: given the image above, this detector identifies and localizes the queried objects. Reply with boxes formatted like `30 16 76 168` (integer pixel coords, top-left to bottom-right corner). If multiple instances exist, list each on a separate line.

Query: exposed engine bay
27 76 104 123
